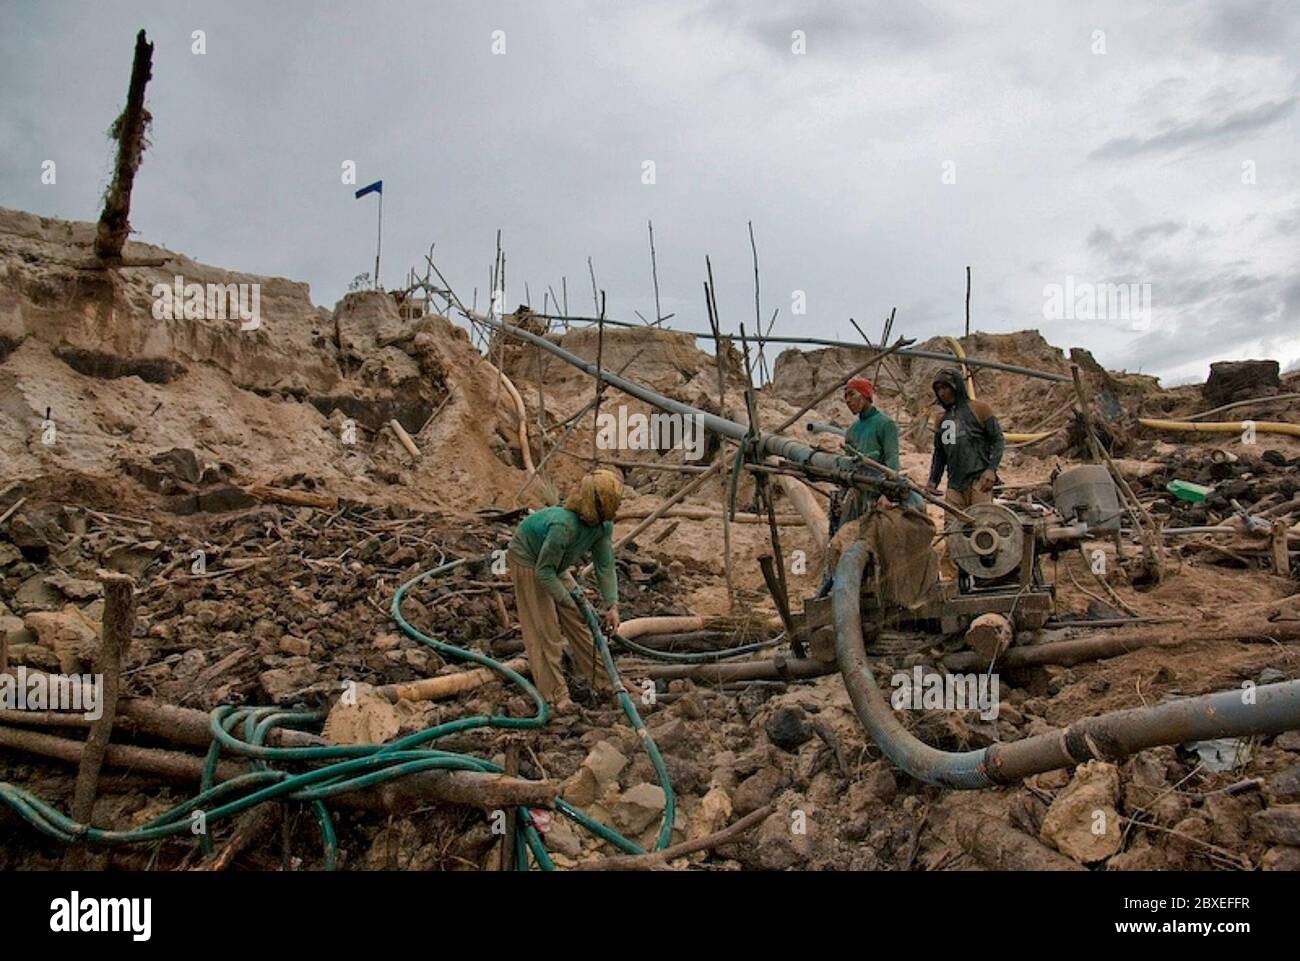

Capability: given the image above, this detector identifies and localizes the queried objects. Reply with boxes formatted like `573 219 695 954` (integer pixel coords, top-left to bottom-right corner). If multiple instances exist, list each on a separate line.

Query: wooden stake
964 265 971 338
501 739 521 871
64 572 136 866
703 267 736 611
591 291 606 464
648 220 664 326
1272 520 1292 577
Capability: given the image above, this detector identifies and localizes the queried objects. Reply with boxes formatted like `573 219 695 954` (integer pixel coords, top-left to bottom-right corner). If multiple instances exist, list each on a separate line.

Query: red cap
845 378 875 401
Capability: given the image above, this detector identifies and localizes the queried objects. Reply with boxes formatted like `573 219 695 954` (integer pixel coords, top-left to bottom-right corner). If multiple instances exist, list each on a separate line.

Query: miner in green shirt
507 469 623 716
839 377 901 527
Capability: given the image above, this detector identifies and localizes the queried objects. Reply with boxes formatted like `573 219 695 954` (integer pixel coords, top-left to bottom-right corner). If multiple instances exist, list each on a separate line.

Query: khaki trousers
944 484 993 513
508 558 608 704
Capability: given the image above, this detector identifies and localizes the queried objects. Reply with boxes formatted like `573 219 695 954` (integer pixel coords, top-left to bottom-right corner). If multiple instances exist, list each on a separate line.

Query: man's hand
602 605 620 634
976 469 997 493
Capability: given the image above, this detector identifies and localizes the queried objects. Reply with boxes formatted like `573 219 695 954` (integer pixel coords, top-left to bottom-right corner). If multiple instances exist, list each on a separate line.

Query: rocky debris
1201 793 1256 849
1039 761 1122 864
1121 749 1187 825
24 604 101 673
733 766 786 816
646 713 688 751
13 575 62 613
543 816 584 858
1203 360 1280 407
1262 764 1300 805
613 782 666 835
323 683 401 745
7 513 57 563
1261 846 1300 870
1250 805 1300 846
1106 838 1169 871
1274 730 1300 753
257 659 320 704
753 803 817 870
689 786 734 842
562 741 628 807
764 704 814 752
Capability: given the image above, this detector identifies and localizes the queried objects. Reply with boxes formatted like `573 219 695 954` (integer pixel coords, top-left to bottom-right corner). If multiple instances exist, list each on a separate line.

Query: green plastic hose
0 554 675 870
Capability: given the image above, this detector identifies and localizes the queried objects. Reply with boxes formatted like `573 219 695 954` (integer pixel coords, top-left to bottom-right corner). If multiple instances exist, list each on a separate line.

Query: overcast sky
2 1 1297 383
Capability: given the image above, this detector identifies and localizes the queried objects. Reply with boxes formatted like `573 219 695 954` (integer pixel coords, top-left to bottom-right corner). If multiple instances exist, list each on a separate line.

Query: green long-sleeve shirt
844 406 900 470
507 506 618 608
838 406 904 526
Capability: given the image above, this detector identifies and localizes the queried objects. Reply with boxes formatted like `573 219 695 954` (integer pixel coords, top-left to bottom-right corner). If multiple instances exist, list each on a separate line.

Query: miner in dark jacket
924 367 1004 510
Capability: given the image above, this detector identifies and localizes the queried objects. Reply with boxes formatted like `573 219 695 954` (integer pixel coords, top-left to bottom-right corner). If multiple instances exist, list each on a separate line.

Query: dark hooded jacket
927 367 1004 492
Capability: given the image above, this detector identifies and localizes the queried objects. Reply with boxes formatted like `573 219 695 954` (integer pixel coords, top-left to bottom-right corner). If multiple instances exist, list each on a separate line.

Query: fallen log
953 809 1085 871
630 656 834 683
0 724 559 813
0 723 246 782
375 657 530 703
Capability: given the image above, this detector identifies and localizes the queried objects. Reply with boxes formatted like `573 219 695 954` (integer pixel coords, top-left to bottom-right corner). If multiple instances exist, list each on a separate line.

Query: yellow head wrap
564 469 624 526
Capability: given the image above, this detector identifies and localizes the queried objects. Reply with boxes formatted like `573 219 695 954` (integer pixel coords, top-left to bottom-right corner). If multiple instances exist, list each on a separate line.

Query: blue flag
354 180 382 199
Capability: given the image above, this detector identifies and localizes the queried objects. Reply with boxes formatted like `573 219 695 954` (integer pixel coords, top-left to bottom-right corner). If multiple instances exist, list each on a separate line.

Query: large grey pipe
833 542 1300 788
480 316 900 490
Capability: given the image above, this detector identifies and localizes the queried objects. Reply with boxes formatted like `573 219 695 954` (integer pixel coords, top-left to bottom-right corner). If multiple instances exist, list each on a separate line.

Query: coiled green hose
0 555 676 870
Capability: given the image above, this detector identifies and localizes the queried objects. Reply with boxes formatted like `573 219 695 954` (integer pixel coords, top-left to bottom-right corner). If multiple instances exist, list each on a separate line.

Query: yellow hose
944 336 976 399
1138 417 1300 438
1004 430 1057 444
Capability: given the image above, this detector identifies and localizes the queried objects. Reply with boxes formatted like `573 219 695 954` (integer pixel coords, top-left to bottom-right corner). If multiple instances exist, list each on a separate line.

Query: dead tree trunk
94 29 154 262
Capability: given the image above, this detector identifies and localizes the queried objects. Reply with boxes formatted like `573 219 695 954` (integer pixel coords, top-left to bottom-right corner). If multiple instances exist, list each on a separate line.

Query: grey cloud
1198 0 1300 56
695 0 953 58
2 1 1296 383
1091 97 1296 159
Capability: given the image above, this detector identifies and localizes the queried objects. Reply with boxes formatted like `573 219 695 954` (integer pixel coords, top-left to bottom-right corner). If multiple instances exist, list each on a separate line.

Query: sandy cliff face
0 208 533 513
